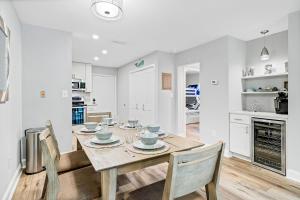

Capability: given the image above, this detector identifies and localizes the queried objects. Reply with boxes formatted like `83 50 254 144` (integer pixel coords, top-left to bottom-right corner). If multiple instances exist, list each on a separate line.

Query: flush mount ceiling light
91 0 123 21
260 30 270 61
102 49 108 55
92 34 99 40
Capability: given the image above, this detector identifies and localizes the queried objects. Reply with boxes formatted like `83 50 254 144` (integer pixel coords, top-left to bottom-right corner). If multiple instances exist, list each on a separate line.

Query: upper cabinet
72 62 93 93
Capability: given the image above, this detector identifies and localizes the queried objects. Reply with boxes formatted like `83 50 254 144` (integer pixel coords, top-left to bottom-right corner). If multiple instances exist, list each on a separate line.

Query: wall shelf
241 73 288 80
241 91 287 95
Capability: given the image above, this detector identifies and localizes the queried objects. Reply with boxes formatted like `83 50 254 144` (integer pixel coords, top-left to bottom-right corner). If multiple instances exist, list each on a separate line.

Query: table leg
72 134 82 151
101 168 117 200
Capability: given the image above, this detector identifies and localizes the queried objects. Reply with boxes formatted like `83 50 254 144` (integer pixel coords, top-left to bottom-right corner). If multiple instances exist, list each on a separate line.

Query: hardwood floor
12 156 300 200
186 123 200 140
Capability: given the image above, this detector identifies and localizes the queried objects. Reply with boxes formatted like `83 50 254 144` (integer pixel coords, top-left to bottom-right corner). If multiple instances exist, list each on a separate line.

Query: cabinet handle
142 104 145 111
136 104 138 110
234 118 242 121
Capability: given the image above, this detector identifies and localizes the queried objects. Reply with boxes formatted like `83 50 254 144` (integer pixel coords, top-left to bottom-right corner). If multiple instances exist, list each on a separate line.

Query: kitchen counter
230 111 288 121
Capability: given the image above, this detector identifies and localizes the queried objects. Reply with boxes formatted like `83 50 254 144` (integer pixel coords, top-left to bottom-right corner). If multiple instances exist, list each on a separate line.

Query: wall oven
252 118 286 175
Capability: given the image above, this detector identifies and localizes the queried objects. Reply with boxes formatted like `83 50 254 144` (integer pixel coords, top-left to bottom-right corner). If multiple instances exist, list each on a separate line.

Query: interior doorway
177 63 200 138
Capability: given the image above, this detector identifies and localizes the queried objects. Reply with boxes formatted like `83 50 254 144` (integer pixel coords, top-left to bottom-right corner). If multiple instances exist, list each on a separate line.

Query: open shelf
241 91 288 95
241 73 288 80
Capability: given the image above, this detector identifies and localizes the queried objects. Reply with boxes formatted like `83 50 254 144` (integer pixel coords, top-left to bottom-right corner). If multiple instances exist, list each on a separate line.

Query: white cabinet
72 62 86 80
72 62 93 92
129 66 156 125
229 114 251 157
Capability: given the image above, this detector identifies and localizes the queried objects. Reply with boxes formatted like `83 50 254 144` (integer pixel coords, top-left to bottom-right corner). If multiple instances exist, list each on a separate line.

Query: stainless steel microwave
72 80 86 90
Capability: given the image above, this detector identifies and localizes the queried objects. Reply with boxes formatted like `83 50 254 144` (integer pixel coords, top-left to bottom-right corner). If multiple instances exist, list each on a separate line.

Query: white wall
0 1 23 198
175 37 230 150
287 11 300 182
246 31 288 75
117 51 176 132
22 25 72 152
228 36 246 112
93 65 118 76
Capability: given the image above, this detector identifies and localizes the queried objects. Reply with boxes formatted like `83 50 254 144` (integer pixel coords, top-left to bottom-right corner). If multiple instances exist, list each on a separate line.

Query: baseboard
224 149 232 158
2 165 22 200
287 169 300 183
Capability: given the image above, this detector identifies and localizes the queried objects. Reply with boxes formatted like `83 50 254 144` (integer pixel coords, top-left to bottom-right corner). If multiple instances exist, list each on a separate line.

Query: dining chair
86 112 112 123
40 128 101 200
45 120 91 172
162 141 224 200
41 121 91 199
127 141 224 200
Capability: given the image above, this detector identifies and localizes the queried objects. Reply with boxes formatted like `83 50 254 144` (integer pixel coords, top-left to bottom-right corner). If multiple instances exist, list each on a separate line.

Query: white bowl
147 124 160 133
96 131 112 140
128 119 138 128
140 132 158 145
84 122 98 130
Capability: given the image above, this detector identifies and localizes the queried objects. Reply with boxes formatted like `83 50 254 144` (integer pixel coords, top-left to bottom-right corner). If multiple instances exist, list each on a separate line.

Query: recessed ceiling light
91 0 123 21
92 34 99 40
94 56 99 61
102 49 108 55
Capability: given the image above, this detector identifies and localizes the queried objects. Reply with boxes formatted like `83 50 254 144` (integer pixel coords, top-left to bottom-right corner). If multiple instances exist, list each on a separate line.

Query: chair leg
205 183 218 200
41 175 48 199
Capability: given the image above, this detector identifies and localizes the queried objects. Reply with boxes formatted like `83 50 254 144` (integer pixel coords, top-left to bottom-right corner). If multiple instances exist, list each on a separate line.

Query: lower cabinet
230 120 251 157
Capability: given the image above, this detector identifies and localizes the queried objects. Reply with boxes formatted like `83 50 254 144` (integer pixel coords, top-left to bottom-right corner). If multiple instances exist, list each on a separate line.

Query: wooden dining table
72 125 204 200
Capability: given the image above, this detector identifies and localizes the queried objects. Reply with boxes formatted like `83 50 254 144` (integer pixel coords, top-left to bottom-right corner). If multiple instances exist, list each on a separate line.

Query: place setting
119 119 141 130
83 126 123 149
99 117 117 127
78 122 102 135
125 129 170 155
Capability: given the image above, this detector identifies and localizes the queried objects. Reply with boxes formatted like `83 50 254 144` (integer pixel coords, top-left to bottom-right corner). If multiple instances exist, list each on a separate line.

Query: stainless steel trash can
25 127 45 174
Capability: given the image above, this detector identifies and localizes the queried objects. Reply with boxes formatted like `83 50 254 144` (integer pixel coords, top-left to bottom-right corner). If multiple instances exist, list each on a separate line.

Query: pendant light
91 0 123 21
260 30 270 61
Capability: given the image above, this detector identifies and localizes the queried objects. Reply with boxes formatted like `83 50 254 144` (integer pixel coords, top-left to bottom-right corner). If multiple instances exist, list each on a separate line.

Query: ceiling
13 0 300 67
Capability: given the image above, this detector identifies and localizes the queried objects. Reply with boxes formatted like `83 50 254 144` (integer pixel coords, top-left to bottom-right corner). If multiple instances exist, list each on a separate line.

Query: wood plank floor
13 156 300 200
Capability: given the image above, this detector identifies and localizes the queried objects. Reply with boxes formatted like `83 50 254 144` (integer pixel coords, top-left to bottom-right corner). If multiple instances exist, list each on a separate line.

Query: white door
91 75 116 117
230 123 251 157
129 67 155 125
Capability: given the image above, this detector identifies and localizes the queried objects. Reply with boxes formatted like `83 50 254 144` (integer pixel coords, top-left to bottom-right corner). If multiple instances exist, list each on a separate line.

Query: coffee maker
274 92 288 114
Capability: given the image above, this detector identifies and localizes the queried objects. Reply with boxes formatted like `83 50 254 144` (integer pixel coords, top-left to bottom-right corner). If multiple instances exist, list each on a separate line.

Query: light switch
62 90 68 98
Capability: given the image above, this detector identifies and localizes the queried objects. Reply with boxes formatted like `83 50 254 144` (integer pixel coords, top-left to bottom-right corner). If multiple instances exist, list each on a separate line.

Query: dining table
72 125 204 200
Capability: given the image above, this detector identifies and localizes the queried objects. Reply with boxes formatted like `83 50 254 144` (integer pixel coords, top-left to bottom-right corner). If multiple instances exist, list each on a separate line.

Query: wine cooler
252 118 286 175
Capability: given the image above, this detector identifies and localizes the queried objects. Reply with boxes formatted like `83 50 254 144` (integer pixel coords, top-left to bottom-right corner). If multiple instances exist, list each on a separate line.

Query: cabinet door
230 123 251 157
72 62 86 80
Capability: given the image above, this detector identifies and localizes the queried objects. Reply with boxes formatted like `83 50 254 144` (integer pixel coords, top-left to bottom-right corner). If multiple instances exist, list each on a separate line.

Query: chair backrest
40 128 60 200
163 141 224 199
45 120 61 160
86 112 111 123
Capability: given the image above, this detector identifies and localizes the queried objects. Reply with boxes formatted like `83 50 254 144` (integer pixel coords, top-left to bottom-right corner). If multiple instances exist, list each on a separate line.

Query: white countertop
230 110 288 120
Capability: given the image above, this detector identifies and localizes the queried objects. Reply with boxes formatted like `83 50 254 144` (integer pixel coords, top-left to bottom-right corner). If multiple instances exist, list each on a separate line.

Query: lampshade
91 0 123 21
260 46 270 61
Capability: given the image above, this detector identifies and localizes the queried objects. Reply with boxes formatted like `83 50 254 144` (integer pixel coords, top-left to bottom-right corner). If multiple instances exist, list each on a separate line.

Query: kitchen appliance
72 96 86 124
72 79 86 91
274 92 288 114
252 118 286 175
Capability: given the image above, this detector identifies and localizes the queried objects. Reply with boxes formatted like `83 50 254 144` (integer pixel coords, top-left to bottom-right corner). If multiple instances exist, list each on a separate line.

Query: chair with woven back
40 128 101 200
41 120 92 199
127 141 224 200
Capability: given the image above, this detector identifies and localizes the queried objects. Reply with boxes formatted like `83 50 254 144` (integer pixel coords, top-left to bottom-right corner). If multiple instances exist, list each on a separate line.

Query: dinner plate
119 125 137 129
80 126 102 133
133 140 165 150
99 122 117 126
90 135 120 144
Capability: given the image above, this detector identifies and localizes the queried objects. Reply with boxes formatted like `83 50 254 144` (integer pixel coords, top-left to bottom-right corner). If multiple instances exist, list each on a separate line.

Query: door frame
129 64 158 124
177 63 200 136
92 74 117 117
